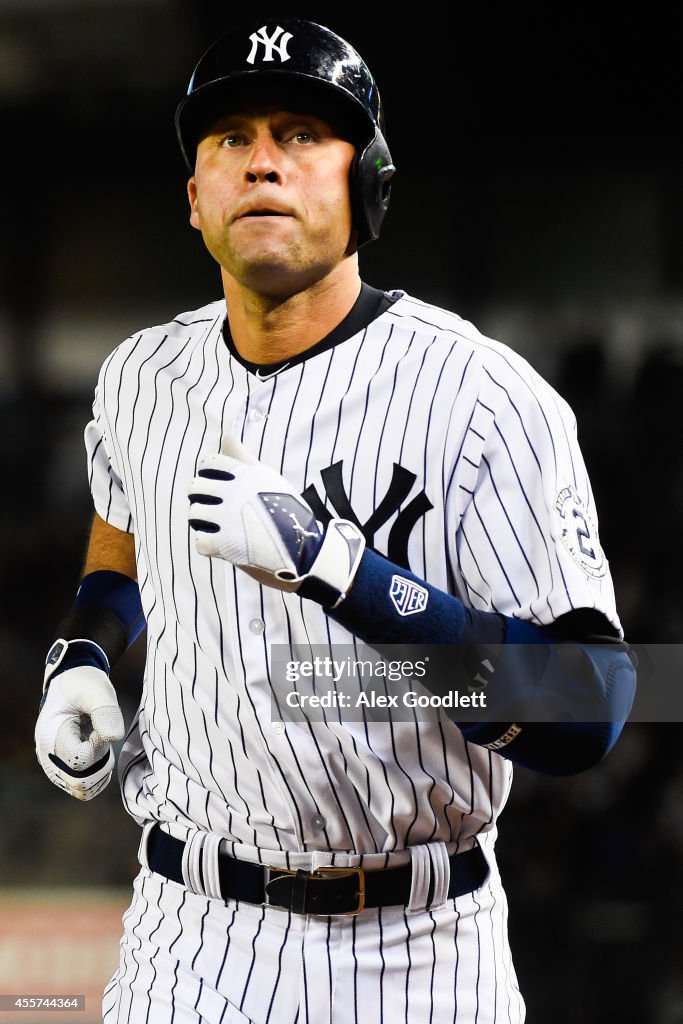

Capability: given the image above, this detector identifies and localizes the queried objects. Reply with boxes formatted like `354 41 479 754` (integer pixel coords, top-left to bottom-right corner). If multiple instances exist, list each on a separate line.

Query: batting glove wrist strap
298 519 366 608
43 637 110 693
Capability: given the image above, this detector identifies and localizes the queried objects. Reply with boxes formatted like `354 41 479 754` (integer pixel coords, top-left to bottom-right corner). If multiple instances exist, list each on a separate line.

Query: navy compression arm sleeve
320 549 636 776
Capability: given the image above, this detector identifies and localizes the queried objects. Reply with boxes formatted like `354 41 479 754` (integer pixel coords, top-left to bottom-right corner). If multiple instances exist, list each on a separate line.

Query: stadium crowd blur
0 4 681 1022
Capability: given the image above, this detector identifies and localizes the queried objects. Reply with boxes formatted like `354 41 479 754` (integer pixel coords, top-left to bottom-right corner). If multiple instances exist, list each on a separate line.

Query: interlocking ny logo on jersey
389 576 429 617
302 461 433 571
247 25 293 64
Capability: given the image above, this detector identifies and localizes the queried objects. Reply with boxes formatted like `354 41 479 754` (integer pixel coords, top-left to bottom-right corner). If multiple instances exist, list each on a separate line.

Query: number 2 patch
554 485 607 578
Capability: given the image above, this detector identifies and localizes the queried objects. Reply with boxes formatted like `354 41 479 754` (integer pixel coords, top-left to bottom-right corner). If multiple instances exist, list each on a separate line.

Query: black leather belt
146 825 489 916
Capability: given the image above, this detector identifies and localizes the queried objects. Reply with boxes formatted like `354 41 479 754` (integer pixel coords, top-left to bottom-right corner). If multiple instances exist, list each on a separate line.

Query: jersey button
311 814 327 831
271 720 285 734
249 618 265 634
248 408 265 422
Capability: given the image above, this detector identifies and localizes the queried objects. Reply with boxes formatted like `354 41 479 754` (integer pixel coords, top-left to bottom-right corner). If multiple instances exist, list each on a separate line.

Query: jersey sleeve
453 349 621 635
84 382 134 533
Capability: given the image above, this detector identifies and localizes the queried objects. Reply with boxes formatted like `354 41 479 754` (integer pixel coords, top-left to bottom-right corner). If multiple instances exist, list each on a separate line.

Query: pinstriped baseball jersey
85 287 620 867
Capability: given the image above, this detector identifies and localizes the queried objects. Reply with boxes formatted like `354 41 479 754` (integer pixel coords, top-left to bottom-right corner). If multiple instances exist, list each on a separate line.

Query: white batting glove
188 436 365 607
35 640 125 801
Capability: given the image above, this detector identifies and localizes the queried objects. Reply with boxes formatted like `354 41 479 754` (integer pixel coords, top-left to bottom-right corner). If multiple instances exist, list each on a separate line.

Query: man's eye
220 134 243 148
291 131 315 144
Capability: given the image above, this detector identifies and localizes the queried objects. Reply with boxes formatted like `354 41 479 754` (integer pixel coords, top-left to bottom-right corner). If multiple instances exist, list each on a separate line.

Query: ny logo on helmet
247 25 293 65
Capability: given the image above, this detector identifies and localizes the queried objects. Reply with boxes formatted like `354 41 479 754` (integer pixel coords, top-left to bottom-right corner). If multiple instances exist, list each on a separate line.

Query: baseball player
34 17 636 1024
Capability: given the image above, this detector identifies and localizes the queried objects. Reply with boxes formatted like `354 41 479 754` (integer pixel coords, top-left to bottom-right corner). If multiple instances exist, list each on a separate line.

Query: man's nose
246 134 282 184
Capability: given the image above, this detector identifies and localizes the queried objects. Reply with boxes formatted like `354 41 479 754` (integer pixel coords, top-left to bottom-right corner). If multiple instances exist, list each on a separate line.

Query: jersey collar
222 282 398 377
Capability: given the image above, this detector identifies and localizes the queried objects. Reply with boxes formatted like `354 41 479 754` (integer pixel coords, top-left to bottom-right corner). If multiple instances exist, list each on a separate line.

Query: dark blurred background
1 3 682 1022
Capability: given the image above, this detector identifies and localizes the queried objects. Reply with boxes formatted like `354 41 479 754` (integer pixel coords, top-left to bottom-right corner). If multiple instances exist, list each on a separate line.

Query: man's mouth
243 210 286 217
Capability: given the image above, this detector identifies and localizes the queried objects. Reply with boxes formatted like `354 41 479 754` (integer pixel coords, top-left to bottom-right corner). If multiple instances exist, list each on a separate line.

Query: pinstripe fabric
88 289 619 1021
102 847 524 1024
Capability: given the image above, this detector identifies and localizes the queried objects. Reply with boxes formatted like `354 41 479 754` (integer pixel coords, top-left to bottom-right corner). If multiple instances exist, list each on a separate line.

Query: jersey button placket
246 373 275 430
243 390 269 445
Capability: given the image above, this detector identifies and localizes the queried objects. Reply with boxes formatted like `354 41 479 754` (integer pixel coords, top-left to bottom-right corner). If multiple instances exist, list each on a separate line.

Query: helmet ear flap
351 129 396 247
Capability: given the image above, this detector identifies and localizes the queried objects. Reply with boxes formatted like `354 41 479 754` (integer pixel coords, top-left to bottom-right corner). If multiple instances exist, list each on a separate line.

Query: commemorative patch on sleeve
554 485 607 578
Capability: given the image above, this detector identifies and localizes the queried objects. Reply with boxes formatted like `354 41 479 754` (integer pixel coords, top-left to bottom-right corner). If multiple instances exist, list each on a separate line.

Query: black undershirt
221 282 398 375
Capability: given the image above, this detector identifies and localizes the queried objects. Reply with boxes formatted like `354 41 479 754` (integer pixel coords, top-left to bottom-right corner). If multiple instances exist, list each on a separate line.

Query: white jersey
86 289 620 871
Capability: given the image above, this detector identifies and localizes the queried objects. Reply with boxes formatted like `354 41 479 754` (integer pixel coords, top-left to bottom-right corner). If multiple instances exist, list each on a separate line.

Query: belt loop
202 833 224 900
407 845 431 913
408 842 451 912
311 850 332 872
138 820 156 871
426 842 451 909
181 831 204 896
181 830 224 900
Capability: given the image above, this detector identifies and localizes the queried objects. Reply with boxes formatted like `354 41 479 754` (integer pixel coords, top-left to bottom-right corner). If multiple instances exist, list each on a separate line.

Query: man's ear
187 177 200 230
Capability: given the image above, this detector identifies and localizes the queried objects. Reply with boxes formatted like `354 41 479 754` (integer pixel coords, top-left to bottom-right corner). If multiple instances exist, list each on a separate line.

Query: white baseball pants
102 859 525 1024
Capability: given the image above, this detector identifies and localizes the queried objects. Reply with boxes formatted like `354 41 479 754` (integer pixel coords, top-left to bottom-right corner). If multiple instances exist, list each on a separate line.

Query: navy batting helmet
175 17 395 246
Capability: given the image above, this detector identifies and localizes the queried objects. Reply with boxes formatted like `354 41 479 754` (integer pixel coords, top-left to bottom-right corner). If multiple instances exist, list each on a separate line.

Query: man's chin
228 256 336 300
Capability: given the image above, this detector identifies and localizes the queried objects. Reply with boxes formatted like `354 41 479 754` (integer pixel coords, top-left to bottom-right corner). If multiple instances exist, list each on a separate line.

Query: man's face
187 103 357 298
